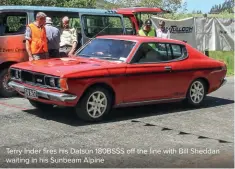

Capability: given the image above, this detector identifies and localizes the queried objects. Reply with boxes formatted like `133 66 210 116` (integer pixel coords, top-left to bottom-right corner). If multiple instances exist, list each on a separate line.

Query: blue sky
184 0 225 13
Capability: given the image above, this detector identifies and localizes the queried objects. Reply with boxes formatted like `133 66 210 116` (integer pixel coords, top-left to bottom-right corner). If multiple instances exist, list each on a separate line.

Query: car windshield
76 38 136 62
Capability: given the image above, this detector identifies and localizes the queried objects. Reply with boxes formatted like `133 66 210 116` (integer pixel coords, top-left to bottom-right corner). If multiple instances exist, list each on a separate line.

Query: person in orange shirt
25 12 48 61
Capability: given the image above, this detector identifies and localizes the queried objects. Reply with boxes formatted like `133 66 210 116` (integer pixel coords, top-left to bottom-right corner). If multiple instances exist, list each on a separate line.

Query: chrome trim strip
114 97 185 108
8 81 77 102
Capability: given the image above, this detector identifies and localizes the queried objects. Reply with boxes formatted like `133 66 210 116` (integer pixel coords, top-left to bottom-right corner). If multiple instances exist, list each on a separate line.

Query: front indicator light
59 78 68 91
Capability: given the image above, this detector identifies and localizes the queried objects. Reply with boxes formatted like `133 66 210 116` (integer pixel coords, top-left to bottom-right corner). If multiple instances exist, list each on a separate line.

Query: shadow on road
23 96 234 126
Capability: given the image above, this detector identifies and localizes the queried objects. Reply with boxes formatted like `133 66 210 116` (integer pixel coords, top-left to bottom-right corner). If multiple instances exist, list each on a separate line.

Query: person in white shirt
59 16 77 57
156 20 170 39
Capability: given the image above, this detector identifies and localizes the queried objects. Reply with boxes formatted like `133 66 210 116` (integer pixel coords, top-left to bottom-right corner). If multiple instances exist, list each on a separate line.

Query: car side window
131 42 187 63
171 44 182 59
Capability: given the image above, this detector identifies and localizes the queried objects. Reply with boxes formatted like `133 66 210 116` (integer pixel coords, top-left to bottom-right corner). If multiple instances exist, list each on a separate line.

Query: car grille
21 71 46 85
10 69 60 89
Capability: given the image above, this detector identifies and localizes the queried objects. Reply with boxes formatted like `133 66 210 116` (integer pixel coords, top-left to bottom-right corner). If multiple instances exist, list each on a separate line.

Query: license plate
24 88 38 99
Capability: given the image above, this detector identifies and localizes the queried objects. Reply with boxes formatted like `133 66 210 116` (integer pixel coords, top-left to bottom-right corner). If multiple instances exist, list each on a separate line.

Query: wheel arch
0 61 18 70
0 61 19 97
190 77 210 93
79 82 116 106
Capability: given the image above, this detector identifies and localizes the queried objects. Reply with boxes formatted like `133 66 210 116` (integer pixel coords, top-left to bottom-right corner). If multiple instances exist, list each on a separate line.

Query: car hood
11 57 124 78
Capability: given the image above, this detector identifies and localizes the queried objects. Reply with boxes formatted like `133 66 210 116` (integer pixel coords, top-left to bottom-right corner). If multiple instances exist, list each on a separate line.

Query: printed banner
151 16 234 51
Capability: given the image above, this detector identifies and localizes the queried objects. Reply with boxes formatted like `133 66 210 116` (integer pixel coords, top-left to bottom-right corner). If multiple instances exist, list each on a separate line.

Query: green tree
103 0 187 13
0 0 96 8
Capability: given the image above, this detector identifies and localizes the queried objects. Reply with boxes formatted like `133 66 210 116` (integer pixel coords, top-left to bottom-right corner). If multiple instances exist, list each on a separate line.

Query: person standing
25 12 48 61
156 20 170 39
59 16 77 57
138 19 156 49
138 19 156 37
45 17 60 58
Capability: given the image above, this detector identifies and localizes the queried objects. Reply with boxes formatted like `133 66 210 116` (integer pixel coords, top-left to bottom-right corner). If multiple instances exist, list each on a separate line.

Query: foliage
103 0 187 13
158 11 234 20
209 0 234 14
192 10 202 14
209 51 234 76
0 0 96 8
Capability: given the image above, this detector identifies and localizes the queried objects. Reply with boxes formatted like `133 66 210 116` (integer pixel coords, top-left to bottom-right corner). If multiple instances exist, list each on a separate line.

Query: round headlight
49 78 55 87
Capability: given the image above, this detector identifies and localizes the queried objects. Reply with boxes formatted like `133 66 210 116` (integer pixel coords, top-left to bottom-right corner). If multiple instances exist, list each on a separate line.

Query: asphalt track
0 76 234 168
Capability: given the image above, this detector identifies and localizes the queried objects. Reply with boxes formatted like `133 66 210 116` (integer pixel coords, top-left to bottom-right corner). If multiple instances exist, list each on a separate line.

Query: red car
8 35 227 122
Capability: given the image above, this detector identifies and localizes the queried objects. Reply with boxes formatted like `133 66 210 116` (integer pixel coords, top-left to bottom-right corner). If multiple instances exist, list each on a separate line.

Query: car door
123 63 173 103
123 42 176 103
123 42 191 103
79 13 126 45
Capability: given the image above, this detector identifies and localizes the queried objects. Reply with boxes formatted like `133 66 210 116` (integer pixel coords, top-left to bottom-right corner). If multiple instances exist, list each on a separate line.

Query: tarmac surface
0 76 234 168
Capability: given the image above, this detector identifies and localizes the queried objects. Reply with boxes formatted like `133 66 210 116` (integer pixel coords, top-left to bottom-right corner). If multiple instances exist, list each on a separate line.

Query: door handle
23 40 26 43
165 66 172 71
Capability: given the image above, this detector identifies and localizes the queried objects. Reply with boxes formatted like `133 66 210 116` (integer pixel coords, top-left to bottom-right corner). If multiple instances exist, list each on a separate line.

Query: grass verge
209 51 234 76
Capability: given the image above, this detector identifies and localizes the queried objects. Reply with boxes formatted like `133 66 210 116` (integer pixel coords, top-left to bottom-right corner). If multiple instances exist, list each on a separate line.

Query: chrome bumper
8 81 77 102
221 79 227 87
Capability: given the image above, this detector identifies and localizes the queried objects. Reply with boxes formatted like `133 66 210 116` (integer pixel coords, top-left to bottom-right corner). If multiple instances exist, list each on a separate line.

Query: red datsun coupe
8 35 227 122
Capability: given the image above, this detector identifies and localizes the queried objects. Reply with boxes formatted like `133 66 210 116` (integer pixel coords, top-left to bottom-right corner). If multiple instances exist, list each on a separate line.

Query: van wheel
29 100 54 111
0 68 17 97
75 87 113 122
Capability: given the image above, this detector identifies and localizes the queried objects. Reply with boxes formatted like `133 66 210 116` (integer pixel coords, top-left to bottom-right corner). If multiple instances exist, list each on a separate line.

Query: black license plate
24 88 38 98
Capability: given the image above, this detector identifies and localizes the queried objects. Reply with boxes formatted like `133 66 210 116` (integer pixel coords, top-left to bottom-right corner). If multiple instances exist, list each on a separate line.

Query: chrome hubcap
190 81 204 104
86 91 107 118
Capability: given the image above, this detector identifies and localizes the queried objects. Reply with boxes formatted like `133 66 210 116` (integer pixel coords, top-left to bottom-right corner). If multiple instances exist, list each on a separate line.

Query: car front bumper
8 81 77 102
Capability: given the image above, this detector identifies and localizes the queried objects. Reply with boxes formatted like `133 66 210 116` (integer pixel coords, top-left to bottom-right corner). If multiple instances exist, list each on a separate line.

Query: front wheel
0 68 17 97
185 79 207 107
75 87 113 122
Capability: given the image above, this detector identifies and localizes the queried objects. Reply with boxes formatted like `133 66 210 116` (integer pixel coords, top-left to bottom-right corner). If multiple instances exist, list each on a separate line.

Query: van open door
79 13 126 45
116 7 171 33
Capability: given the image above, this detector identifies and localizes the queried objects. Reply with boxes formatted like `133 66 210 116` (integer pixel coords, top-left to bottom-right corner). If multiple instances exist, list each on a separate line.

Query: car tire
29 100 54 110
185 79 207 107
0 68 17 97
75 87 113 122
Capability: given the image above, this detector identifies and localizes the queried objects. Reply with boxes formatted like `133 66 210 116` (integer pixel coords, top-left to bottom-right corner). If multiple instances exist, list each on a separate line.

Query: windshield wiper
78 54 94 58
99 56 122 61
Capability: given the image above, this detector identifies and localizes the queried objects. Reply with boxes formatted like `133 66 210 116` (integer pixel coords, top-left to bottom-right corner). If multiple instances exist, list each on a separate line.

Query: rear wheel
0 68 17 97
185 79 207 107
75 87 113 122
29 100 54 111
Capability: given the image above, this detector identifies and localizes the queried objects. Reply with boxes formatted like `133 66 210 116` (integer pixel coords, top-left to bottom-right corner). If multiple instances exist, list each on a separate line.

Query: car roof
0 6 116 14
96 35 186 45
